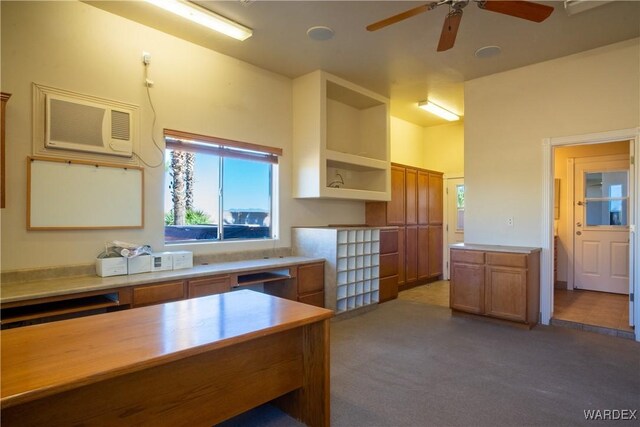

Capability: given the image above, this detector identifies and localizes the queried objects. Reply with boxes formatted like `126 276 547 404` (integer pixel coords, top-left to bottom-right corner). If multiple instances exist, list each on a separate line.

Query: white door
574 156 630 294
445 178 464 279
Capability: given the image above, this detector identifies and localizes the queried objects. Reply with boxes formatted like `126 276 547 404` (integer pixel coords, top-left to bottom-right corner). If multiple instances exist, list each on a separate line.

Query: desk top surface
1 290 333 408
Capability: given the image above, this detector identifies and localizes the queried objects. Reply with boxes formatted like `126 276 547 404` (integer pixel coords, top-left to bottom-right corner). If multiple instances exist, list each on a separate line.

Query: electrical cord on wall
134 60 164 168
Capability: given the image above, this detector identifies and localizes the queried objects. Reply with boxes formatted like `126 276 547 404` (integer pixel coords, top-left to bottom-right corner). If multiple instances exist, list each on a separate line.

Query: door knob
576 222 582 227
576 231 582 236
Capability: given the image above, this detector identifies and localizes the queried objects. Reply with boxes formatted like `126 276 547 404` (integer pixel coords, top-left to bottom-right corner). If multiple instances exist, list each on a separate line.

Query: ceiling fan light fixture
418 101 460 121
144 0 253 41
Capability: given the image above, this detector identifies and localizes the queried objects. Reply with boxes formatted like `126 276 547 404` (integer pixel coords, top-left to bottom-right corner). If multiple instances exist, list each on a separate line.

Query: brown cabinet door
380 229 398 254
485 266 527 322
405 168 417 225
405 226 418 284
379 275 399 302
387 166 405 225
297 262 325 295
417 170 429 225
380 253 399 278
188 276 231 298
397 227 406 286
428 173 443 225
298 291 324 308
428 226 443 278
450 263 484 314
417 226 429 281
132 281 186 307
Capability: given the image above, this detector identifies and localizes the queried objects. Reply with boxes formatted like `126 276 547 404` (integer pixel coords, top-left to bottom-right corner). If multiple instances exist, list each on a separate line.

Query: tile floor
553 288 632 332
397 280 450 308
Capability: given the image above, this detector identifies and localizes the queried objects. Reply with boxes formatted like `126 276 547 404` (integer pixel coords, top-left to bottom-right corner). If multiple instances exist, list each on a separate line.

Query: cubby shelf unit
292 227 381 314
292 70 391 201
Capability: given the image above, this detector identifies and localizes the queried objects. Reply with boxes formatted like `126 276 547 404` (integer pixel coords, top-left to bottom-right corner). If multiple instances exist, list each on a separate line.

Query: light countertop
449 243 541 254
0 256 324 304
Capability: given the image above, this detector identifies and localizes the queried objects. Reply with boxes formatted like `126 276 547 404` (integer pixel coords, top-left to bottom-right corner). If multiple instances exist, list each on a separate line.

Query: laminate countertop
0 256 324 304
449 243 541 254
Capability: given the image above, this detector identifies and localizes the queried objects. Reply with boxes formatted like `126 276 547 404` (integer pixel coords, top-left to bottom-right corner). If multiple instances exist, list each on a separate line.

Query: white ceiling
88 1 640 127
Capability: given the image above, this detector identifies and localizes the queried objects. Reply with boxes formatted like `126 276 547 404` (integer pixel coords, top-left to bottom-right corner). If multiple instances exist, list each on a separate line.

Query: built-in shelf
293 227 380 314
292 70 390 201
236 270 292 287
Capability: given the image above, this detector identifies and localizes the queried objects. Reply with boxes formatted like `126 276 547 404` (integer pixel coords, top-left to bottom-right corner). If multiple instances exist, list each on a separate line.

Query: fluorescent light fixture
418 101 460 121
145 0 253 41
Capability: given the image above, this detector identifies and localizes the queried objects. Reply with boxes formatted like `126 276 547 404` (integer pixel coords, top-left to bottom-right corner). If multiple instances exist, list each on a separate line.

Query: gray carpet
220 299 640 426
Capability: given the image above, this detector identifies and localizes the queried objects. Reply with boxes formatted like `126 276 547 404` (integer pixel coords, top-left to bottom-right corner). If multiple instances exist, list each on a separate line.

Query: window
456 184 465 231
163 130 281 243
584 170 628 226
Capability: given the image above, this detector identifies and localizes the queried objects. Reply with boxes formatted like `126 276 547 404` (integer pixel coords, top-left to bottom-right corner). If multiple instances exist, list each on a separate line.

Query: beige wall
424 121 464 175
390 116 425 168
464 38 639 246
0 1 364 270
553 141 629 283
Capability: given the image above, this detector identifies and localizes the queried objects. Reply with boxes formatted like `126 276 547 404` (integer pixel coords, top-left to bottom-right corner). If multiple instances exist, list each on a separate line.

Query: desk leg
274 318 330 427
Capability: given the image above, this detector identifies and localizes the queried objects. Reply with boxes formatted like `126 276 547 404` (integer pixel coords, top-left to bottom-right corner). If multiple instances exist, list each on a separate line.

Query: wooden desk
1 290 332 426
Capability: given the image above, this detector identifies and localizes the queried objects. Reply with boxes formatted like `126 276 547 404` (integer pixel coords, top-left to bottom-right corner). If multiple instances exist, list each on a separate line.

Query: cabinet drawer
297 262 325 294
379 275 398 302
188 276 231 298
380 229 398 254
450 249 484 265
486 252 527 268
132 281 186 307
298 291 324 308
380 253 398 278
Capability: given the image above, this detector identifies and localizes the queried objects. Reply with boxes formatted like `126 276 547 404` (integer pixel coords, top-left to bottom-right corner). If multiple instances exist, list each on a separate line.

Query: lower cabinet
188 275 231 298
296 262 325 307
450 247 540 326
379 228 399 302
132 280 186 308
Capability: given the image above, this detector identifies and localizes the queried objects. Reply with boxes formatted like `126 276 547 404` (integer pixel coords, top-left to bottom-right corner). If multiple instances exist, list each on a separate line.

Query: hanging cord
134 63 164 168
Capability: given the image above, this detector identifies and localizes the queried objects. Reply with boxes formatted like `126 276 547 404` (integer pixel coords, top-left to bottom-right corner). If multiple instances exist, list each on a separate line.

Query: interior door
574 156 630 294
445 178 464 279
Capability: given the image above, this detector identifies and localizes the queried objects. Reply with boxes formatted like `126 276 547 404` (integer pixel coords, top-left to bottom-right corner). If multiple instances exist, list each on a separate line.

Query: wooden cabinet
188 275 231 298
1 92 11 209
405 168 417 225
366 163 444 291
296 262 324 307
132 280 186 307
379 228 399 302
450 246 540 326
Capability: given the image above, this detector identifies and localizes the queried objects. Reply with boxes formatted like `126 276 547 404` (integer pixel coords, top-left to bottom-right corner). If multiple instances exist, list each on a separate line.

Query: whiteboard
28 157 144 229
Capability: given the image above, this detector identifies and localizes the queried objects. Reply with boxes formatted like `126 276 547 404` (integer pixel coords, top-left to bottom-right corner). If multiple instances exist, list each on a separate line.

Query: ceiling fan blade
366 2 437 32
478 1 554 23
437 10 462 52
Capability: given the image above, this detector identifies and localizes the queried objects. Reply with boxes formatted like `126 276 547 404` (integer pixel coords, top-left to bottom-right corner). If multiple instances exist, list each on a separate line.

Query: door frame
541 127 639 342
443 173 464 280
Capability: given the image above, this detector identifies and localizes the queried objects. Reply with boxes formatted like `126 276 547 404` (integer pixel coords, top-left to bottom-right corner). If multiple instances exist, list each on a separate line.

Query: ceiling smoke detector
475 45 501 59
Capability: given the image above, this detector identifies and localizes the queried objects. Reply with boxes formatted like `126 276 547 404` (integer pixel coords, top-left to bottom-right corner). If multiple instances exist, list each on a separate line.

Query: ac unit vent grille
50 99 104 147
111 110 130 141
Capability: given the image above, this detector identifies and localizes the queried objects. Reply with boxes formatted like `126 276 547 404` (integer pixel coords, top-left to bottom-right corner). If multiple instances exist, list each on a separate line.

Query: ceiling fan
366 0 554 52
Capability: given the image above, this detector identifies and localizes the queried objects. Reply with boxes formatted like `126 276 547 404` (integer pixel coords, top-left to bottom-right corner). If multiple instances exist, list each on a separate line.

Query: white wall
390 116 425 168
424 121 464 175
0 1 363 270
464 38 640 246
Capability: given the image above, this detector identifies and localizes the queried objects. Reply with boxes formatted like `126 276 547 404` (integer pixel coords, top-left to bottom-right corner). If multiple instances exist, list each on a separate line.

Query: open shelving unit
292 227 381 314
292 70 390 201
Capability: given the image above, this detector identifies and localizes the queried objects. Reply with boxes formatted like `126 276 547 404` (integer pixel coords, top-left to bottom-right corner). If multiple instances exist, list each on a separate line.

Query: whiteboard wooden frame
27 156 144 230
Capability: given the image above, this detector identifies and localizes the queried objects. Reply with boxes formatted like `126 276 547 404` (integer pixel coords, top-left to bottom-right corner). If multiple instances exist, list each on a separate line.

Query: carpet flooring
220 288 639 426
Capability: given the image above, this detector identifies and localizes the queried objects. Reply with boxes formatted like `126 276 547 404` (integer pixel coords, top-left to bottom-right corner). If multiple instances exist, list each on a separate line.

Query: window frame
163 129 281 244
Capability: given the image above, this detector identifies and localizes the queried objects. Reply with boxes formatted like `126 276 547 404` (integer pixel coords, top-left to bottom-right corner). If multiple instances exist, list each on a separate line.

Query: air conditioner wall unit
45 92 135 158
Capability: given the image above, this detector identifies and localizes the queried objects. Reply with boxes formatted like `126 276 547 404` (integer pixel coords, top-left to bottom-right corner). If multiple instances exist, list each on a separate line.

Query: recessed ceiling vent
564 0 612 15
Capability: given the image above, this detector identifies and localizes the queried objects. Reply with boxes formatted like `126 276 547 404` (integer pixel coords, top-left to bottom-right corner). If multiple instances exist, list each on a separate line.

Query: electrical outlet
507 216 514 227
142 51 151 65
